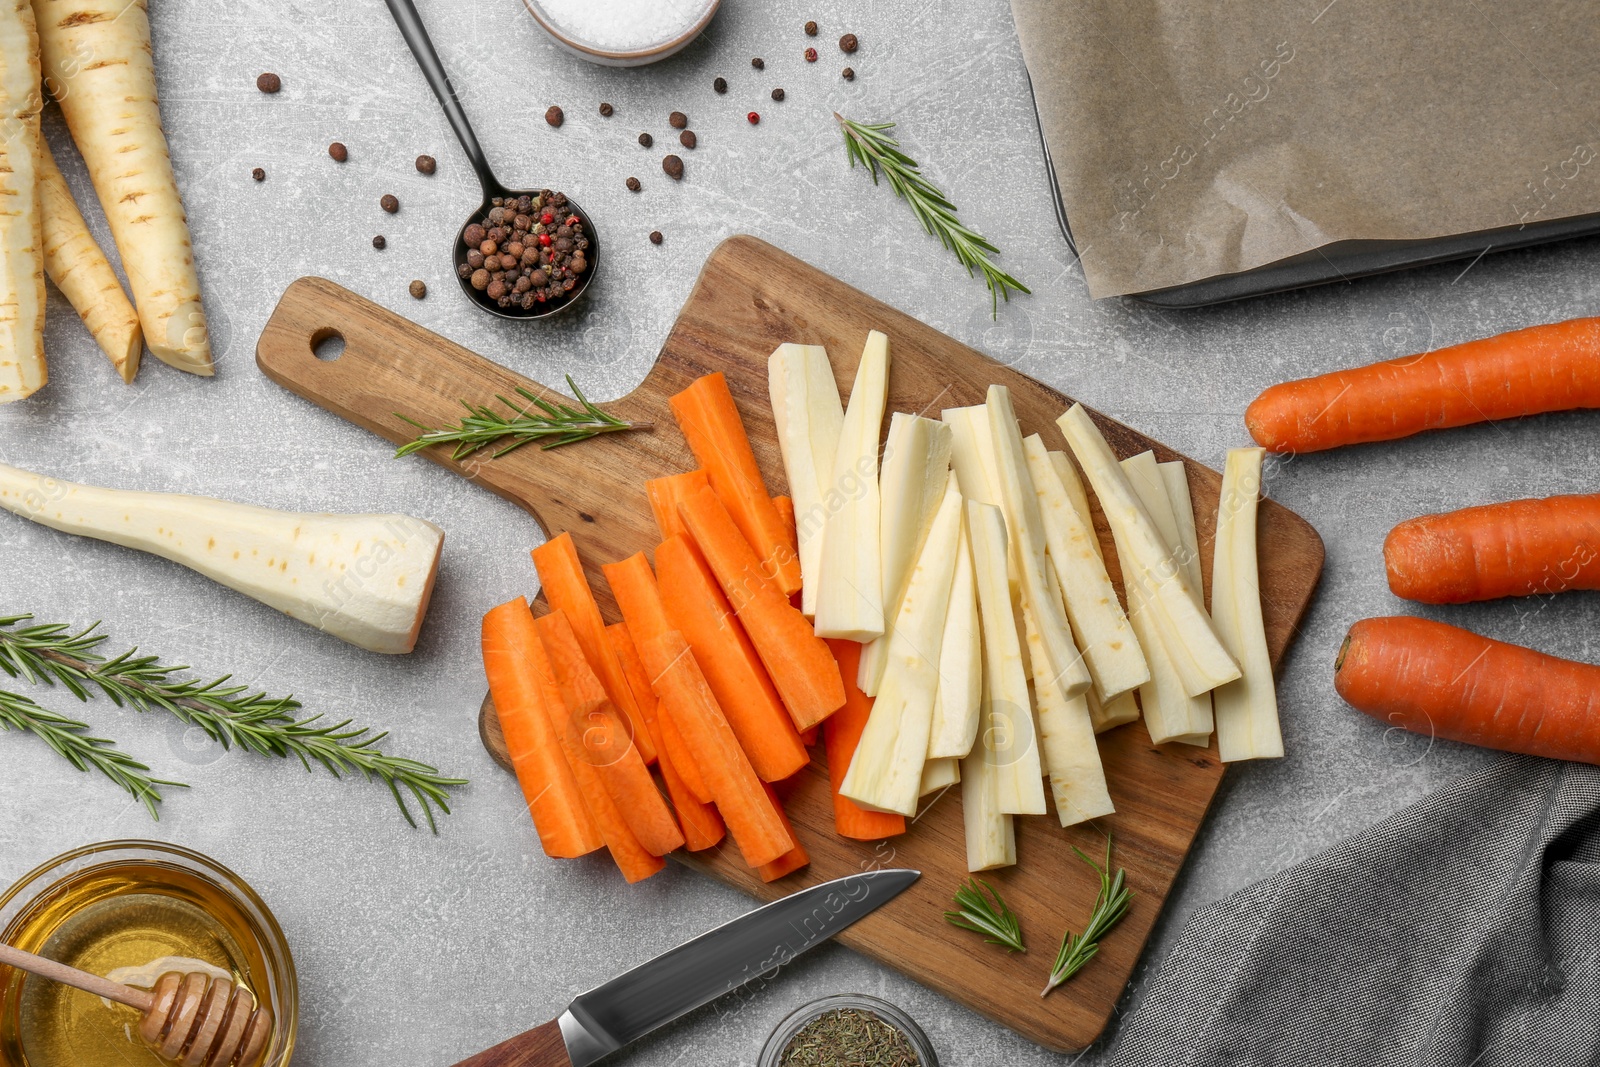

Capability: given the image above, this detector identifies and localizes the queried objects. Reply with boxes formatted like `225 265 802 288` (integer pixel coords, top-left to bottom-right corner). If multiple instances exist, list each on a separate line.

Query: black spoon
385 0 597 319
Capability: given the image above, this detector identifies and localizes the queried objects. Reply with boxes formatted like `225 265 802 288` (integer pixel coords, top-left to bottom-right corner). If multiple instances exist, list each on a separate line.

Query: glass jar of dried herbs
760 994 938 1067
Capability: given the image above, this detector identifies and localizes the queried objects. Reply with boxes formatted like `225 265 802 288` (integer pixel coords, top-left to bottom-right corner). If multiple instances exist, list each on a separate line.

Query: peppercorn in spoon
385 0 598 319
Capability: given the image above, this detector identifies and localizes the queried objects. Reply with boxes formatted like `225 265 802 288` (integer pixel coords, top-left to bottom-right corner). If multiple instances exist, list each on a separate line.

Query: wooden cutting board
257 236 1323 1053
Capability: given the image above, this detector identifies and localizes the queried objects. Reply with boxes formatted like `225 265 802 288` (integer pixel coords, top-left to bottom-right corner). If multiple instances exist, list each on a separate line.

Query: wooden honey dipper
0 941 272 1066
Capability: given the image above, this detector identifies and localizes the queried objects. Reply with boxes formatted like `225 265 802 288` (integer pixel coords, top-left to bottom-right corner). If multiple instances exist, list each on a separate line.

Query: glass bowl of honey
0 841 296 1067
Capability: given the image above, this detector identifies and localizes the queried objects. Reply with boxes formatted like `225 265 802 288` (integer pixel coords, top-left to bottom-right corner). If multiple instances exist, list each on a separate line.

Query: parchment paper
1010 0 1600 298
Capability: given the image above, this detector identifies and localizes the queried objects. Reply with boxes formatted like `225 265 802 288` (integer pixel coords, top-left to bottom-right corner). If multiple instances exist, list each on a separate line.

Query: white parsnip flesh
39 138 141 382
34 0 211 375
840 474 964 816
928 514 981 758
1159 460 1205 592
1087 688 1141 734
960 705 1015 871
967 501 1046 816
0 463 444 654
919 756 959 796
1026 608 1114 827
858 413 952 694
814 330 889 641
1058 404 1239 697
1212 447 1284 761
768 343 843 618
0 0 44 404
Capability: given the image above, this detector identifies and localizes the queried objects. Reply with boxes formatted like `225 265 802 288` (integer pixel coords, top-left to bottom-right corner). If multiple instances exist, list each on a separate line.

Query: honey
0 851 291 1067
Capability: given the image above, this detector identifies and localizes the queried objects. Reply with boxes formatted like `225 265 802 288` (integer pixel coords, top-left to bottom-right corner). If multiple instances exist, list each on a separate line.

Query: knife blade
451 868 920 1067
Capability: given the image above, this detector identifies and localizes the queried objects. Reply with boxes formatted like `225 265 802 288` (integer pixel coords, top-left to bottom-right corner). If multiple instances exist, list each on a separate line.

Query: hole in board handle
311 328 346 362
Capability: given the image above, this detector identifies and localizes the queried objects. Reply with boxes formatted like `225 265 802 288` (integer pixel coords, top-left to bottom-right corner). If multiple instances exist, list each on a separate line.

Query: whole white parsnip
0 0 44 403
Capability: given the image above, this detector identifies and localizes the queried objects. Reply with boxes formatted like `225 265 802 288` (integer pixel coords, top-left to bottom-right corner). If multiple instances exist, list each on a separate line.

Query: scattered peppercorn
416 154 437 175
679 130 697 149
650 231 663 244
771 88 785 101
372 235 386 249
381 193 399 213
599 101 614 116
805 20 818 35
545 105 564 127
714 76 728 93
843 66 855 80
626 176 641 192
751 57 765 69
669 111 688 129
804 47 818 62
840 33 858 52
256 72 281 94
747 111 760 124
638 132 654 148
251 167 265 182
459 191 588 311
328 141 348 162
409 280 427 299
662 154 684 180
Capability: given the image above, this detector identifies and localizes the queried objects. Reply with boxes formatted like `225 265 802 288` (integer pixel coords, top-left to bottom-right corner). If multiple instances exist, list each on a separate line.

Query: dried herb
780 1008 919 1067
1042 834 1134 996
944 878 1026 953
395 376 647 461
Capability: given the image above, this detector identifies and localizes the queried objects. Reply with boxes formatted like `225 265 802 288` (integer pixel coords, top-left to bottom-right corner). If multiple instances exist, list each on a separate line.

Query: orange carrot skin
756 782 809 882
669 373 803 595
654 535 810 781
1336 616 1600 764
678 486 845 730
481 598 603 858
823 640 907 840
1246 316 1600 453
646 470 711 542
1385 494 1600 603
532 533 658 764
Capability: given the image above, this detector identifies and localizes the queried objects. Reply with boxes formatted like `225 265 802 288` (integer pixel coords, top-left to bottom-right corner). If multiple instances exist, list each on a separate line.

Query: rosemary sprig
395 375 647 461
944 878 1026 953
836 114 1030 316
0 687 184 819
0 615 467 831
1042 834 1134 996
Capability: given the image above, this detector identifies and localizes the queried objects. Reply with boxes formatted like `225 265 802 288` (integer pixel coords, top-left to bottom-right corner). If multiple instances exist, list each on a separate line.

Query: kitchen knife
449 868 920 1066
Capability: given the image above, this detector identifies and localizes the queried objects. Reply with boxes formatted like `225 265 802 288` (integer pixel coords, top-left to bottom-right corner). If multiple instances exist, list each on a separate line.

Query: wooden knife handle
450 1019 572 1067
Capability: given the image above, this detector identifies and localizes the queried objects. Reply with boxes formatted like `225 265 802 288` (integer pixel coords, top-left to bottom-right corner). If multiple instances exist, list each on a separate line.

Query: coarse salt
536 0 716 53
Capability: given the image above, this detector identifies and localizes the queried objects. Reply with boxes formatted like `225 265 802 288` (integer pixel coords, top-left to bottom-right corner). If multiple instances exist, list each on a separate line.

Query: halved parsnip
768 343 842 618
839 474 963 816
960 708 1015 871
1212 447 1283 761
988 386 1089 697
968 500 1046 816
919 757 960 796
1026 607 1114 827
1057 404 1239 697
1159 460 1204 591
814 330 889 641
1026 435 1147 701
0 0 44 404
928 512 981 758
858 413 952 694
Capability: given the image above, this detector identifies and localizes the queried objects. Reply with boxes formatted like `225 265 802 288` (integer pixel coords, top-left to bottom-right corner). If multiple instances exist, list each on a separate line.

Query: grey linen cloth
1110 757 1600 1067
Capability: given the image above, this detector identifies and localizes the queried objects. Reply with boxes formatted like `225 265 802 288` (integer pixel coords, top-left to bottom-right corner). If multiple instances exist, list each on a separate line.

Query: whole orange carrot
1385 493 1600 603
1335 616 1600 764
1246 317 1600 453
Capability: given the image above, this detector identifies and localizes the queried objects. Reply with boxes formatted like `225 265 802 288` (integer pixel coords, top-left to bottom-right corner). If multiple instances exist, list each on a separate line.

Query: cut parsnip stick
814 331 890 640
39 139 141 382
1087 688 1141 734
988 387 1089 697
1026 609 1114 826
1057 404 1239 696
928 514 981 758
0 0 44 404
1212 447 1283 761
839 474 963 816
919 757 959 796
858 413 952 695
768 343 842 618
960 707 1015 871
1026 436 1147 701
967 501 1046 816
1159 461 1204 591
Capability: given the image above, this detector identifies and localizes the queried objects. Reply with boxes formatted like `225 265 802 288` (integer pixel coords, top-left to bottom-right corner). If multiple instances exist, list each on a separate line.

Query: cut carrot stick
646 470 711 542
669 372 803 595
772 494 798 561
756 782 809 882
823 640 908 841
678 486 845 730
521 614 664 883
654 534 810 781
607 613 712 805
535 610 684 857
531 532 657 764
1384 493 1600 603
1336 616 1600 765
641 629 795 868
1246 316 1600 453
481 598 602 858
659 742 726 851
799 725 819 747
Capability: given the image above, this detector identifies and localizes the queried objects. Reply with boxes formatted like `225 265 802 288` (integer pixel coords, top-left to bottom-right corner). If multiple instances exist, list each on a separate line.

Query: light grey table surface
3 1 1597 1064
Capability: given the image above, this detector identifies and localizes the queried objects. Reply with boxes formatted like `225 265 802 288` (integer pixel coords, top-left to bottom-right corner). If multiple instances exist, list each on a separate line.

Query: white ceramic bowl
523 0 722 67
